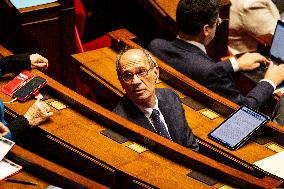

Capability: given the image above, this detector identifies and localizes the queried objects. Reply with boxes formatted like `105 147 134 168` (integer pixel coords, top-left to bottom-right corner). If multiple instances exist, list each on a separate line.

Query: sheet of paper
9 0 57 9
0 137 14 161
0 158 22 180
254 151 284 179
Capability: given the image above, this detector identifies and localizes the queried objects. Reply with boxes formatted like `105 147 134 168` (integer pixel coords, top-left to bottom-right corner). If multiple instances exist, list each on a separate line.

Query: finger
35 99 41 104
34 63 47 67
2 130 9 136
0 125 9 136
38 55 48 62
262 57 270 65
34 99 42 109
252 53 268 62
39 102 50 111
32 63 48 70
44 112 53 117
253 62 260 68
266 61 274 70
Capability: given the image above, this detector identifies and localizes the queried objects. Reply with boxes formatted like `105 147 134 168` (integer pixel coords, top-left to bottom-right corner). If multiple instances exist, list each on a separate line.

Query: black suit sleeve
205 61 274 109
0 53 31 75
6 116 30 142
171 91 199 152
149 39 274 110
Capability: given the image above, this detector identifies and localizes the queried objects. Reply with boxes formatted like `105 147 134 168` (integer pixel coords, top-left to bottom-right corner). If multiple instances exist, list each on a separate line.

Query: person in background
148 0 284 111
229 0 281 54
113 48 199 151
0 53 52 139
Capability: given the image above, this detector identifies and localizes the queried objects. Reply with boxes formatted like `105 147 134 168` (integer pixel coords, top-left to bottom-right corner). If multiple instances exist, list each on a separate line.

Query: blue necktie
151 109 172 140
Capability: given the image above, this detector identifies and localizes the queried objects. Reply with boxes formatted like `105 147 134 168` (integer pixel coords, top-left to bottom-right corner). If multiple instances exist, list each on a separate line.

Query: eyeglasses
121 67 154 83
216 18 229 26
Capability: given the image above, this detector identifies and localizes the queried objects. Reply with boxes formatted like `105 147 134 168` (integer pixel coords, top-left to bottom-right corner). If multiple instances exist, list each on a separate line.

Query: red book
1 70 35 96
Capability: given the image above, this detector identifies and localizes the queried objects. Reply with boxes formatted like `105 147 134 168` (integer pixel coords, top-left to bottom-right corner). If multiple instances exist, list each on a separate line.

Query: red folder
1 70 35 96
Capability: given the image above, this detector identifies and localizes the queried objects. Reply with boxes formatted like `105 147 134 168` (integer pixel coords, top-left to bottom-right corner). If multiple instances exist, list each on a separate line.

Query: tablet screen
270 21 284 63
209 106 268 149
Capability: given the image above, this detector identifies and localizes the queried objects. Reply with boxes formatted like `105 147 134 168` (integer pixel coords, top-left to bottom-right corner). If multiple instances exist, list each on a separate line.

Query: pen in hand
5 178 37 185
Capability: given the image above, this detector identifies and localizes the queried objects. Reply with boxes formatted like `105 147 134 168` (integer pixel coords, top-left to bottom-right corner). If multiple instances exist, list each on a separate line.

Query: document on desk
254 151 284 180
0 137 20 180
9 0 57 9
0 137 14 161
0 158 22 180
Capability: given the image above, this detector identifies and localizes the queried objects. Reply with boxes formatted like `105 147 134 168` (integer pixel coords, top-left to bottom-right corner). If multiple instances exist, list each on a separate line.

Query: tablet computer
208 106 269 150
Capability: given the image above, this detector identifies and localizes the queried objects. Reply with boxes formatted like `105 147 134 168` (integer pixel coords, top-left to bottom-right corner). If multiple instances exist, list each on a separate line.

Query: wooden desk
1 145 107 189
0 70 279 188
0 41 282 188
0 0 75 84
133 0 231 61
72 29 284 187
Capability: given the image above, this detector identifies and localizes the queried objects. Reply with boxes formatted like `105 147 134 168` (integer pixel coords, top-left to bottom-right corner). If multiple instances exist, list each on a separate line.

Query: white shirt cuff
260 79 276 90
229 57 239 72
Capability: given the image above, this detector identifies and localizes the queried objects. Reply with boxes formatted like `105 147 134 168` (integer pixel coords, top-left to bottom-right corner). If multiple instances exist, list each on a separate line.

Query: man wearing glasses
148 0 284 110
113 48 199 151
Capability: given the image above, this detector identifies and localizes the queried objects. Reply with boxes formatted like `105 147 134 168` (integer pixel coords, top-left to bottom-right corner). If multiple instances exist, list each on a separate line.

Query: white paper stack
254 151 284 180
0 137 22 180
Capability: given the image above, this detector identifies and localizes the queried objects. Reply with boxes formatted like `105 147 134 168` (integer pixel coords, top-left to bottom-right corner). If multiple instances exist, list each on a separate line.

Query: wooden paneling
0 0 75 84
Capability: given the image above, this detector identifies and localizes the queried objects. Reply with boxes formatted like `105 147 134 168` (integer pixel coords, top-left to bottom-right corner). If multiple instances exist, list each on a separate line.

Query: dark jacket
1 53 31 140
113 88 199 151
0 53 31 76
148 38 274 109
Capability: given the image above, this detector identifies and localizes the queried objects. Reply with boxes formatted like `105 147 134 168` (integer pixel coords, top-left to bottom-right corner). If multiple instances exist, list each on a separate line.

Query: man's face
118 49 159 106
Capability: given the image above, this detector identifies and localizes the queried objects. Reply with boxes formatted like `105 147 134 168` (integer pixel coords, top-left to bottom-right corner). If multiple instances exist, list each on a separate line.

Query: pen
5 178 37 185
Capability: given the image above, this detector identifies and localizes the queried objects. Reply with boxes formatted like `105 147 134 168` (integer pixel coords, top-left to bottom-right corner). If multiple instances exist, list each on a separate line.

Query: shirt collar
135 96 159 119
177 36 207 54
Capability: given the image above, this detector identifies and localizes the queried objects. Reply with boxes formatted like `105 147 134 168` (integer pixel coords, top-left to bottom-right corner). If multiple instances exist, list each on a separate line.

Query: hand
24 100 53 127
237 52 269 71
0 122 9 137
264 62 284 86
30 53 48 70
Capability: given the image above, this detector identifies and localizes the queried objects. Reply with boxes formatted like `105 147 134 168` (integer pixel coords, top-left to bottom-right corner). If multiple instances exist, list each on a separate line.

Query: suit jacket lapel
122 97 156 133
156 90 178 142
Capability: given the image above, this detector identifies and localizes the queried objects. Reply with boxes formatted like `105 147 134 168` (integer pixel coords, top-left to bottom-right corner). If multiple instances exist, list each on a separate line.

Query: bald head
116 48 159 107
116 49 157 78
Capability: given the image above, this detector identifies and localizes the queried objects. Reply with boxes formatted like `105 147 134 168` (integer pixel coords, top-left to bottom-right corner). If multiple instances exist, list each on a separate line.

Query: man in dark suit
148 0 284 110
113 48 199 151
